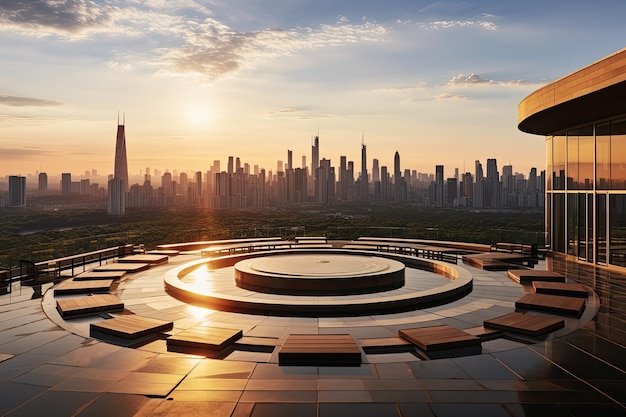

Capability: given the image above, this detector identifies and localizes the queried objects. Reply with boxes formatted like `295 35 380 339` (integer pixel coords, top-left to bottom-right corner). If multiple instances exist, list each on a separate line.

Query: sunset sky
1 0 625 178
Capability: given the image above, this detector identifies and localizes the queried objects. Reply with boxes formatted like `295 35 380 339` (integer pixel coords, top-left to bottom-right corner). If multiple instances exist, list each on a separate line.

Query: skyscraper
61 173 71 196
8 176 26 206
114 117 129 193
311 135 319 180
360 141 368 200
38 172 47 195
109 116 129 215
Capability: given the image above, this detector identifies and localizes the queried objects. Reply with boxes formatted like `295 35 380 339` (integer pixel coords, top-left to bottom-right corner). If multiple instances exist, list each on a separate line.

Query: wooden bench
532 281 589 298
72 271 127 281
53 279 114 295
90 315 173 339
399 325 481 351
118 254 169 265
515 293 585 317
484 312 564 337
56 294 124 319
167 326 243 352
278 334 362 366
507 269 565 285
93 263 151 273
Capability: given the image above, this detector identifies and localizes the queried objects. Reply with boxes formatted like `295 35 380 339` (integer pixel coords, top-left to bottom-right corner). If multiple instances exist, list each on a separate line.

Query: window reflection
609 194 626 267
611 118 626 190
596 122 611 190
553 135 566 190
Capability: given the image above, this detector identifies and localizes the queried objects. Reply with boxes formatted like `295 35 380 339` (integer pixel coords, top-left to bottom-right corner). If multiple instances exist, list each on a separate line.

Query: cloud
421 20 497 31
447 73 530 87
0 145 57 158
0 95 63 107
0 0 115 37
372 83 427 94
436 93 468 101
158 19 387 82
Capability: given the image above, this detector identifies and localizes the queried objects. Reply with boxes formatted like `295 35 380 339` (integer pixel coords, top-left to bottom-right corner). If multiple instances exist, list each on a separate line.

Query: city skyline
2 1 626 176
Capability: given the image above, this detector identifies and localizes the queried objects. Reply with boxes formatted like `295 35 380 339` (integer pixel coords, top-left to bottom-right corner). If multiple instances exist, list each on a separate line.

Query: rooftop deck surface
1 249 624 416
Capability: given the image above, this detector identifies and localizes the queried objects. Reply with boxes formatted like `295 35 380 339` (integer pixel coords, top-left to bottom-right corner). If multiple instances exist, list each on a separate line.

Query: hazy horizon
2 1 625 177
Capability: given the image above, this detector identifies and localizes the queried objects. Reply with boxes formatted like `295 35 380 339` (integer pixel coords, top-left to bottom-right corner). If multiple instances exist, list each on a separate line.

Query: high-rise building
38 172 47 195
114 118 129 193
107 177 125 215
311 135 319 180
8 176 26 206
287 150 293 170
360 142 368 200
435 165 444 206
109 117 129 215
61 173 71 196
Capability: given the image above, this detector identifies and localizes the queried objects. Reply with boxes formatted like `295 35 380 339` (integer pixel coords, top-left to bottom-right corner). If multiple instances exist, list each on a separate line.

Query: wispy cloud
0 0 115 37
158 19 387 82
0 95 63 107
447 73 529 87
436 93 468 101
372 83 427 94
423 20 497 31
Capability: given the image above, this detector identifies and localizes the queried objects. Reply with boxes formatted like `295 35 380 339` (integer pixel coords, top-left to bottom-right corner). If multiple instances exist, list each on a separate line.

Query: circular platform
234 254 405 295
164 249 473 316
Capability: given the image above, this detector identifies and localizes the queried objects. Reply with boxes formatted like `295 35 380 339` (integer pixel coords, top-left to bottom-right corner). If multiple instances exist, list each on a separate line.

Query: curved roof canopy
518 48 626 135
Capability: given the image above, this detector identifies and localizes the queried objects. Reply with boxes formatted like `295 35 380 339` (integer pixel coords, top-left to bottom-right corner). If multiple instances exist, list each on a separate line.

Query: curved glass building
519 48 626 270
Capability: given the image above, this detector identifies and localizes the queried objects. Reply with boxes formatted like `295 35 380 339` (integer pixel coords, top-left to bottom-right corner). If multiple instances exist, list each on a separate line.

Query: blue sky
1 0 625 178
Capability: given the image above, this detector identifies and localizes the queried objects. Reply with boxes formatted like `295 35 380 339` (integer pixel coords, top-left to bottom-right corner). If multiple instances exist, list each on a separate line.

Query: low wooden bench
90 315 173 339
507 269 565 285
73 271 127 281
53 279 114 295
118 254 169 265
278 334 362 366
516 293 585 317
532 281 589 298
56 294 124 319
93 263 151 273
399 325 481 351
484 312 564 337
167 326 243 352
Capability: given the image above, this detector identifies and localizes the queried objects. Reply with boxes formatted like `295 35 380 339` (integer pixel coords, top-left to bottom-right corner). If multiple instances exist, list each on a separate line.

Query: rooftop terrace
0 239 624 416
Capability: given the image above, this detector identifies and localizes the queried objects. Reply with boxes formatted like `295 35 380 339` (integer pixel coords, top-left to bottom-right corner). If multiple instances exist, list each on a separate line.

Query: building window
552 135 566 190
611 118 626 190
609 194 626 267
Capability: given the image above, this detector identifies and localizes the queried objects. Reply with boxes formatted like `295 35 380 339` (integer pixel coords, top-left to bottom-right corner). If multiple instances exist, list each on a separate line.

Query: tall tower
311 134 319 180
360 136 368 200
114 115 129 192
109 115 128 215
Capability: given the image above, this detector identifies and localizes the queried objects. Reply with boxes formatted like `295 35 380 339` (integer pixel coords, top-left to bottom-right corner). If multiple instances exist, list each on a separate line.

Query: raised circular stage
164 249 473 316
234 254 405 295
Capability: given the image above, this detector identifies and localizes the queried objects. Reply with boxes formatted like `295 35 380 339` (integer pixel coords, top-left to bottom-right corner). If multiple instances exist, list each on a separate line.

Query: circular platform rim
164 249 473 316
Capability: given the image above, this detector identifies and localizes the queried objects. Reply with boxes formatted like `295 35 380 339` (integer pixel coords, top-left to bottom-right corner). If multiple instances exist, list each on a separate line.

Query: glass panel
596 122 611 190
611 118 626 189
553 135 566 190
585 194 594 262
567 133 578 189
579 128 594 190
597 194 607 264
546 137 553 191
546 193 552 250
567 193 578 256
553 193 566 253
609 194 626 267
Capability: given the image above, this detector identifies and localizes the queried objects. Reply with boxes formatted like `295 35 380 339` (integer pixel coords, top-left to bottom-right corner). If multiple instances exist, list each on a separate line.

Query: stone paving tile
4 390 100 417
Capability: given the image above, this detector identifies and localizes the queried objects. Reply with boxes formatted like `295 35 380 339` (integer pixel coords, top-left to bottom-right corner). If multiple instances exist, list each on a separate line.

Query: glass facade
546 117 626 268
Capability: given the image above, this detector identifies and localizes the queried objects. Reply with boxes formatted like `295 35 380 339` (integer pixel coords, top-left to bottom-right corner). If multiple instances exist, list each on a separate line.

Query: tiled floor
0 249 624 416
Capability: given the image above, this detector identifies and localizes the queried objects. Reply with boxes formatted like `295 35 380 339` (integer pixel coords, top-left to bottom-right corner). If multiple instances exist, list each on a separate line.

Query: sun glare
184 102 214 127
